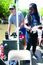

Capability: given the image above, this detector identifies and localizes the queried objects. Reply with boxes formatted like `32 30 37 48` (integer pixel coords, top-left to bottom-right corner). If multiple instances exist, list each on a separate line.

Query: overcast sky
18 0 43 10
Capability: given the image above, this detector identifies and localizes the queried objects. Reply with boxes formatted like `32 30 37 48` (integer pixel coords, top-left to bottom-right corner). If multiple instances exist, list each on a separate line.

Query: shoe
33 54 38 60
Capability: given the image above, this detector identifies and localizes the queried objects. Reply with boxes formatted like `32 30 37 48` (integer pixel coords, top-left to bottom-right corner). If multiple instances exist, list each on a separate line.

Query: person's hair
29 3 38 14
27 3 40 24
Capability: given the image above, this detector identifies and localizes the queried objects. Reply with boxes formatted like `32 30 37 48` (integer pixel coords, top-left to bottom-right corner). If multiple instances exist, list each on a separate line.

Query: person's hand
26 26 31 32
31 26 38 32
29 28 32 33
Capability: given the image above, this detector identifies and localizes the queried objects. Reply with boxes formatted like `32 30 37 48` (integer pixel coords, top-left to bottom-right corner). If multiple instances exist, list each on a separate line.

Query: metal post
16 0 20 65
16 0 19 50
15 0 16 3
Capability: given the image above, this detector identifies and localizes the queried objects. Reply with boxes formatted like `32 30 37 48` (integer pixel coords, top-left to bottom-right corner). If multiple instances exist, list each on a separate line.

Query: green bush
0 0 14 19
0 19 1 23
39 8 43 16
21 9 28 17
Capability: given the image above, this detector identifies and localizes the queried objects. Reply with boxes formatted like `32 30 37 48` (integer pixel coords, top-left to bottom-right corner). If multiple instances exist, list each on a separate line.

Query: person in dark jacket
24 3 41 54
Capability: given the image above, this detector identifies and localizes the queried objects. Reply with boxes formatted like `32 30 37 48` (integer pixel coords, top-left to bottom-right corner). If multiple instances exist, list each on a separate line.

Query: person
7 4 26 65
7 4 26 48
24 3 41 55
8 4 24 34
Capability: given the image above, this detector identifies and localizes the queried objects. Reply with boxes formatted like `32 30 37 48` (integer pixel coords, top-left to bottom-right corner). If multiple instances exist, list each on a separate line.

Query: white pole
16 0 19 50
16 0 20 65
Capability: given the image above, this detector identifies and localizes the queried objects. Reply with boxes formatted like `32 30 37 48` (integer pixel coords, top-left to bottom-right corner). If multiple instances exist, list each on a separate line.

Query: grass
0 24 16 44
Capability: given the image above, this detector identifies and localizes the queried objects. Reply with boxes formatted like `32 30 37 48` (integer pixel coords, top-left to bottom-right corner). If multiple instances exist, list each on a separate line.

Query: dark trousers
26 31 38 54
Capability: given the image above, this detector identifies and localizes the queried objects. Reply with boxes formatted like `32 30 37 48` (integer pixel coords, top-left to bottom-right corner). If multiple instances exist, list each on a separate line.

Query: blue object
9 60 17 65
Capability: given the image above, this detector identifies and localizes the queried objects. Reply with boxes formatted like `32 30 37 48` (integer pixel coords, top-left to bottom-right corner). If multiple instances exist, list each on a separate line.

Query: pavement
32 46 43 65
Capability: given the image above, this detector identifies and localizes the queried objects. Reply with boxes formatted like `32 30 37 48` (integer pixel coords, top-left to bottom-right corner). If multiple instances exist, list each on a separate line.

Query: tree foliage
39 8 43 16
0 0 13 19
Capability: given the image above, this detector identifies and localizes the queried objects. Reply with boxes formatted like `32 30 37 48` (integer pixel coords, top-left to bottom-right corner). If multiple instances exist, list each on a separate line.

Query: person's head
29 3 38 14
9 4 16 15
